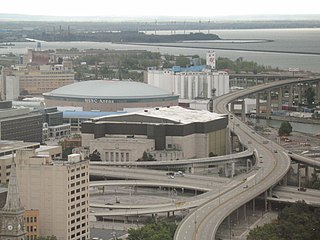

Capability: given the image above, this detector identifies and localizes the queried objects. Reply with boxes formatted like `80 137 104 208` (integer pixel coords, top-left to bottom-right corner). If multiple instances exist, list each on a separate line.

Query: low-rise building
0 101 43 143
82 106 228 161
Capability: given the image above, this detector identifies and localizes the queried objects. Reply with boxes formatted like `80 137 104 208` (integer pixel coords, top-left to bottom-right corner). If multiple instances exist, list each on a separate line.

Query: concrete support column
256 93 260 117
278 87 283 110
230 102 235 114
224 163 228 177
288 85 293 107
243 204 247 221
252 198 256 212
241 100 246 121
266 90 272 119
305 166 309 181
264 191 268 212
298 163 301 186
298 84 302 103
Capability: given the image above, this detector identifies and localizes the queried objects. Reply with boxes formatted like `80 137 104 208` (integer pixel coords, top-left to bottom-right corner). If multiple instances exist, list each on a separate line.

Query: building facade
148 66 229 100
1 64 74 98
15 150 90 240
24 210 40 240
82 106 228 161
0 101 43 143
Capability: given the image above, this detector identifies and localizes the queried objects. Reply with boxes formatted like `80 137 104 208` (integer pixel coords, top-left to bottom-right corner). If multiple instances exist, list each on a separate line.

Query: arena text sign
85 98 114 104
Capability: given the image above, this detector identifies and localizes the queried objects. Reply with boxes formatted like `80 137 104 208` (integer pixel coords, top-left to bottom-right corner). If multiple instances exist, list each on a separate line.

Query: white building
147 51 229 101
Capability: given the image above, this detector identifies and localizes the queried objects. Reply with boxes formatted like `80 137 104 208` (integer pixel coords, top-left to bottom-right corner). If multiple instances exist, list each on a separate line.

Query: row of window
25 216 37 223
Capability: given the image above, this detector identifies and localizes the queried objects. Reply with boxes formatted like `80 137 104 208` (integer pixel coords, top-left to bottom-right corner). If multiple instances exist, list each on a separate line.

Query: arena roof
44 80 176 99
94 106 226 124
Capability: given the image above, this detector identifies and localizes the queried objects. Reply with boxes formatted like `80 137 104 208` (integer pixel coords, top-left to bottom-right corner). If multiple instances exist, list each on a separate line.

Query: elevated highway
174 76 320 240
90 150 253 170
266 186 320 207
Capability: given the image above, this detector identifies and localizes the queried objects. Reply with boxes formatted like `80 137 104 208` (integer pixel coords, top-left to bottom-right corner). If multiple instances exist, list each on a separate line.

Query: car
243 185 248 189
105 203 113 205
169 175 175 179
298 187 307 192
272 194 279 198
273 150 278 153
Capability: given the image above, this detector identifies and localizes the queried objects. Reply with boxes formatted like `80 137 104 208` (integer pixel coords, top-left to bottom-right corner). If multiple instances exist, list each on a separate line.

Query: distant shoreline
120 42 320 56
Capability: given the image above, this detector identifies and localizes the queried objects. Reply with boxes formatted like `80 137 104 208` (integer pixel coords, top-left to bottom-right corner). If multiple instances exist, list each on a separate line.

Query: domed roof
44 80 174 99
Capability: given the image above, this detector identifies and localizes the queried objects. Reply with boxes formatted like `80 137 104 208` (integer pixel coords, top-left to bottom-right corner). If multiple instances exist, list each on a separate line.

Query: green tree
127 220 177 240
175 56 190 67
278 121 292 136
304 87 315 106
89 149 101 161
141 151 155 161
248 201 320 240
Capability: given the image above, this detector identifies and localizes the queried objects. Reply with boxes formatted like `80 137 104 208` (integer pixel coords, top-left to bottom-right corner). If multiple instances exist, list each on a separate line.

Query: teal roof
44 80 174 100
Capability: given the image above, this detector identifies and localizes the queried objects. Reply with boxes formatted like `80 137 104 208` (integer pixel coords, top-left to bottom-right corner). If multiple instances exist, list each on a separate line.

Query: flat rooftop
0 141 40 154
96 106 226 124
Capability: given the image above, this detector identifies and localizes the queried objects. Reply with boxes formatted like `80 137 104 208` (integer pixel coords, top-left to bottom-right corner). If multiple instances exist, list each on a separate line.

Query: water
1 28 320 72
251 118 320 135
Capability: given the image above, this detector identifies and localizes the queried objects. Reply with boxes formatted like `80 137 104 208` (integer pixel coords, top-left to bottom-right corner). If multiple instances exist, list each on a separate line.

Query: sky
1 0 319 18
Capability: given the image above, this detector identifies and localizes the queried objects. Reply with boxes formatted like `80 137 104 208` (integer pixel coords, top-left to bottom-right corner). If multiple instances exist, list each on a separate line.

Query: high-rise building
0 159 27 239
15 150 90 240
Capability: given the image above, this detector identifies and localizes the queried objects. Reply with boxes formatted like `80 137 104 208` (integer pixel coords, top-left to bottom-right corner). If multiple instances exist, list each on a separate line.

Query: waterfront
251 118 320 135
1 28 320 72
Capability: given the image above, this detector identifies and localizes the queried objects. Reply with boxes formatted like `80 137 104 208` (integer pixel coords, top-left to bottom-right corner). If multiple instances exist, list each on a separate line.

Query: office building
15 150 90 240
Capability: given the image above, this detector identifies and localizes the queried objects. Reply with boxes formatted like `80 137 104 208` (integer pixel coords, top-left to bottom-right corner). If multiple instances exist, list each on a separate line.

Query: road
173 77 320 239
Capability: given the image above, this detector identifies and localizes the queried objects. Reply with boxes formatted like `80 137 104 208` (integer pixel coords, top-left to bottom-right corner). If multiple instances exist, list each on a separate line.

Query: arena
43 80 179 111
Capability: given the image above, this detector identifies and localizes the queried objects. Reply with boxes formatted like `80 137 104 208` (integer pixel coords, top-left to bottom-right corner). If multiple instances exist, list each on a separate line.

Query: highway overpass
174 76 320 240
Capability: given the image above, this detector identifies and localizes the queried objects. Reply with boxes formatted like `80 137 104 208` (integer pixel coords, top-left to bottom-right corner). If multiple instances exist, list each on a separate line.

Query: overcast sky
1 0 319 17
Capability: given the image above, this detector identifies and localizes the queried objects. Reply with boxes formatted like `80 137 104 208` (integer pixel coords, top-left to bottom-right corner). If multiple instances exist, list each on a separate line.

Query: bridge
174 76 320 240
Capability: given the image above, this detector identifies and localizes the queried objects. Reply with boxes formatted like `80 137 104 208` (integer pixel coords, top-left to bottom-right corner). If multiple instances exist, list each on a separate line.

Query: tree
127 220 177 240
141 151 155 161
304 87 315 106
175 56 190 67
89 149 101 161
278 121 292 136
248 201 320 240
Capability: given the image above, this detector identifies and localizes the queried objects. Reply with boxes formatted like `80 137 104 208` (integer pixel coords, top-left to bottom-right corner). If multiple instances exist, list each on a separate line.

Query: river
251 118 320 135
0 28 320 72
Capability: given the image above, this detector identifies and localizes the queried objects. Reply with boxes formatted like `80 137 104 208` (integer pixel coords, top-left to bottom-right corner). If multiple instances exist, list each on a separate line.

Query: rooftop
44 80 176 99
96 106 225 124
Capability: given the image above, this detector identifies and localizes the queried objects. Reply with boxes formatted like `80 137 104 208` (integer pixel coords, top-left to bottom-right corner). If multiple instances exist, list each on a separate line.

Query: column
266 90 272 119
278 87 283 110
288 85 293 107
256 93 260 117
241 100 246 121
